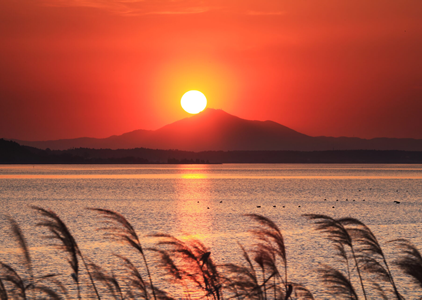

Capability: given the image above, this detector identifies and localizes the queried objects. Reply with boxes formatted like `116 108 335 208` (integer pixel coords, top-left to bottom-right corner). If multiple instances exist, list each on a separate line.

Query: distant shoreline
1 139 422 164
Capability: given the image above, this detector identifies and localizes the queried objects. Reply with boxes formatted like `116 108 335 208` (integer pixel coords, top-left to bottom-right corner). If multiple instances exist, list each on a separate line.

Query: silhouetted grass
393 239 422 291
90 208 157 300
0 210 421 299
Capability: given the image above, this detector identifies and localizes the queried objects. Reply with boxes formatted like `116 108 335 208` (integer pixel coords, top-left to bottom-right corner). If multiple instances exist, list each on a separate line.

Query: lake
1 164 422 298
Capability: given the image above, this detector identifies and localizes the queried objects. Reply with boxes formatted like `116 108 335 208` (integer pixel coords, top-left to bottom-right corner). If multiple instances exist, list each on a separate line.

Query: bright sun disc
181 90 207 114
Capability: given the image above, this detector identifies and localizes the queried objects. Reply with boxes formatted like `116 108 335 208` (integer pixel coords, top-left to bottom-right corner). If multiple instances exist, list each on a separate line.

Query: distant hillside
13 129 153 151
11 109 422 151
2 139 422 164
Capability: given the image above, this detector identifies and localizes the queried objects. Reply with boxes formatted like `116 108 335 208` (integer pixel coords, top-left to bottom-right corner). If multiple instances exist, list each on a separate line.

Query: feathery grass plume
221 243 264 300
303 214 367 300
253 249 267 299
8 218 33 284
152 288 175 300
0 278 7 300
89 261 123 300
0 263 27 299
114 255 148 299
334 243 352 284
148 248 191 298
393 239 422 291
245 214 289 297
90 208 157 300
7 217 34 299
292 283 314 300
358 256 405 299
359 256 391 282
253 243 278 300
6 217 67 299
244 214 309 300
338 218 402 299
367 280 388 300
221 264 259 300
0 263 63 300
318 264 358 300
33 275 69 300
30 285 64 300
152 234 222 300
32 206 101 300
42 277 69 300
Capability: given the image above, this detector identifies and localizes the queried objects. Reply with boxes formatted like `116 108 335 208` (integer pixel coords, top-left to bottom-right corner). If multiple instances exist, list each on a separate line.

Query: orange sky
1 0 421 141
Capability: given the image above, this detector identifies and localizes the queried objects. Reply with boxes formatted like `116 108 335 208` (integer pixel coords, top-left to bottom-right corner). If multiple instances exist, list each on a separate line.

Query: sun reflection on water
174 165 213 242
181 173 208 179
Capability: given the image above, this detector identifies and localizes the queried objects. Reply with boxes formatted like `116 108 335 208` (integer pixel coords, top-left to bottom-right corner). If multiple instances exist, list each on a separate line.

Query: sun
181 90 207 114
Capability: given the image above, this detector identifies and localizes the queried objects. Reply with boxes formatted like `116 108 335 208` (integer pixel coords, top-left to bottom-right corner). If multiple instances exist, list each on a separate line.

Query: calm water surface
1 164 422 298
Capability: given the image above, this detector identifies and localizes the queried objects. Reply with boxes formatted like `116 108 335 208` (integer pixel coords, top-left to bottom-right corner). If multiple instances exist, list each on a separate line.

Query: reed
0 210 421 299
318 264 358 299
2 217 64 300
90 208 157 300
303 214 368 300
338 218 403 299
393 239 422 292
32 206 101 299
222 242 263 299
151 234 222 300
245 214 302 300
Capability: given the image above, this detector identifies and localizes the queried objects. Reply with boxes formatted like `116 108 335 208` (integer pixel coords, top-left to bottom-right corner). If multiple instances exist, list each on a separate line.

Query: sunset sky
1 0 421 141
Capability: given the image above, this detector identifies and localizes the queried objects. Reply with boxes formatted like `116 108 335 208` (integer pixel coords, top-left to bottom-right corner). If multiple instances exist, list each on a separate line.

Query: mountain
141 109 310 151
11 108 422 151
12 129 153 150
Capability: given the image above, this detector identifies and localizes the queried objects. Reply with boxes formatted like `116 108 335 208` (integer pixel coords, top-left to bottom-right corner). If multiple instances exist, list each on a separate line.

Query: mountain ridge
9 108 422 151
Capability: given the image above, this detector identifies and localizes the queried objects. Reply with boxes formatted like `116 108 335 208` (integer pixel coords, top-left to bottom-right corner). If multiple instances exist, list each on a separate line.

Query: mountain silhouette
143 109 310 151
12 108 422 151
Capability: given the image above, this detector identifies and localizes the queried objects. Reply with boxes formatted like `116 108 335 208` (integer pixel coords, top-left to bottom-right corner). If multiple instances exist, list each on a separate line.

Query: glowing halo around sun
181 90 207 114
